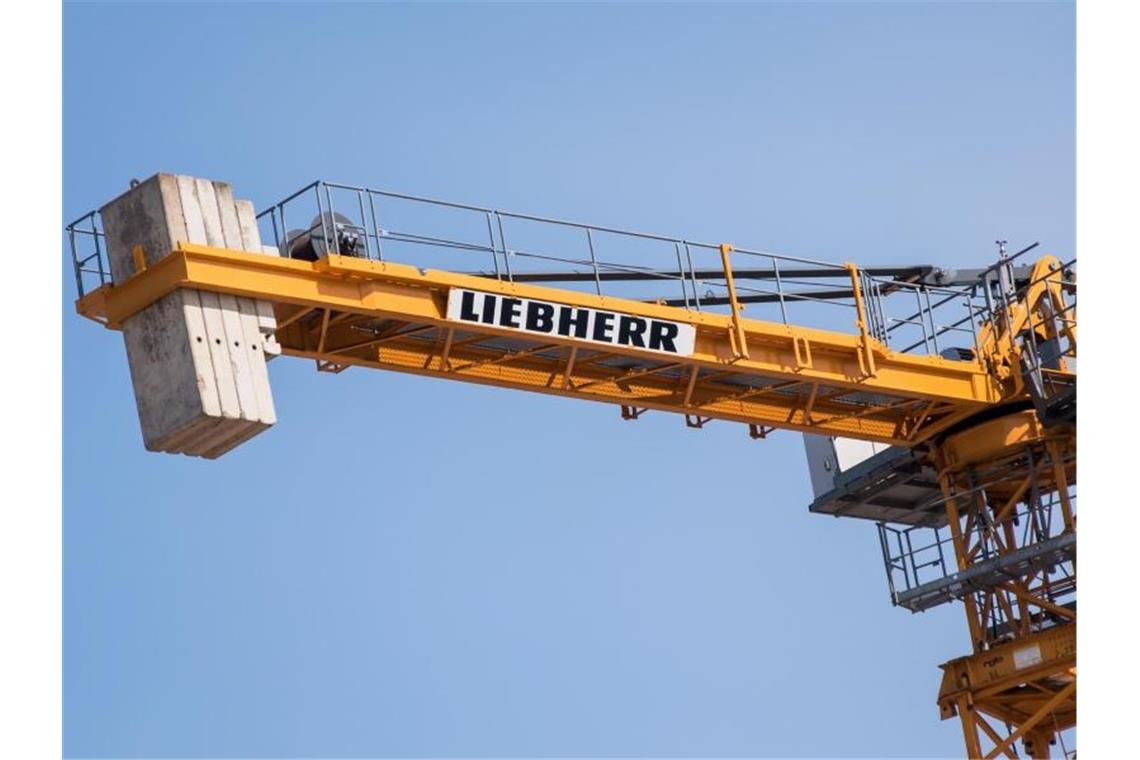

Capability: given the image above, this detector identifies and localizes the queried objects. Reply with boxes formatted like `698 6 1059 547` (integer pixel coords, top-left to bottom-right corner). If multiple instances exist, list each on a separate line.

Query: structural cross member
67 173 1077 759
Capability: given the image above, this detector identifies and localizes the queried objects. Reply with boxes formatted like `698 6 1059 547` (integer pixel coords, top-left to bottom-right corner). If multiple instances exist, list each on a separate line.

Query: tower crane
68 174 1077 758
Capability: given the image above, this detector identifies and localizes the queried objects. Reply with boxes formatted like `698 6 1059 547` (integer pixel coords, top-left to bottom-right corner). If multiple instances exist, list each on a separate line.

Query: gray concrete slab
99 173 279 457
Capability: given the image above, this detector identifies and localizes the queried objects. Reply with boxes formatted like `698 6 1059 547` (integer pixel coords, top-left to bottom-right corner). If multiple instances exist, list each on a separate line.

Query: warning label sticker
1013 645 1043 670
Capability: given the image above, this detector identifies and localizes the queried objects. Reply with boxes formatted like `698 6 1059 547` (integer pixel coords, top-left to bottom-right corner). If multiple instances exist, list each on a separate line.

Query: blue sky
63 2 1074 757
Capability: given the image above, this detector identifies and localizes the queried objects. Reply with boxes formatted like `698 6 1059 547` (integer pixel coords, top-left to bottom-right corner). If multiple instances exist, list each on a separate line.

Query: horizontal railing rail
249 181 1009 355
67 180 1071 364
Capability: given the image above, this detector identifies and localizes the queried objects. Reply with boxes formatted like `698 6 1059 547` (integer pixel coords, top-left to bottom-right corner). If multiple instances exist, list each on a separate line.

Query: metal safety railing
67 210 110 297
1013 257 1078 396
878 521 952 603
878 483 1076 614
66 179 1036 362
256 181 865 326
251 181 1005 357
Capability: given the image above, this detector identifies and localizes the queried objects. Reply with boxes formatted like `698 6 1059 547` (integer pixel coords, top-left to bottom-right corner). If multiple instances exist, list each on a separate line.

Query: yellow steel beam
983 681 1075 760
938 624 1075 716
281 341 944 441
76 243 1010 443
718 244 750 359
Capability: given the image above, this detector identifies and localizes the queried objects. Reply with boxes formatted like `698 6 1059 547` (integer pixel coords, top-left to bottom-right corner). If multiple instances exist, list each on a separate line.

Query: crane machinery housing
68 173 1077 759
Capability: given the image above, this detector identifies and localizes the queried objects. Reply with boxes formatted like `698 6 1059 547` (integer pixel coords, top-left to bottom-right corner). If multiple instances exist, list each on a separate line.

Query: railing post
484 212 501 281
772 256 788 324
495 212 513 282
356 190 371 259
673 242 690 308
93 218 107 286
684 243 701 311
922 286 940 354
278 201 289 256
586 227 602 296
68 224 83 295
877 523 899 604
313 185 327 256
719 244 749 359
368 191 384 261
324 183 340 255
846 262 878 377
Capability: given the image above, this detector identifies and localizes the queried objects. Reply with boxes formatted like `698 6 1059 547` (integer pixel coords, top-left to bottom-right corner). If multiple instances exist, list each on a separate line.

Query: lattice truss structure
68 177 1076 759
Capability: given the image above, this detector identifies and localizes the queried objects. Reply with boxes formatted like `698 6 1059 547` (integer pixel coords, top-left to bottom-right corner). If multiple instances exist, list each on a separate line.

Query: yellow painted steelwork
975 255 1076 387
938 624 1075 760
718 244 750 360
74 233 1077 758
942 410 1047 469
77 242 1010 445
931 415 1076 758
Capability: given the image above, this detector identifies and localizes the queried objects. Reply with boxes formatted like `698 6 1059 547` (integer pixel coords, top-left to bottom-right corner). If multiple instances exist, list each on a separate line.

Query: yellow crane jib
70 174 1034 451
67 173 1077 759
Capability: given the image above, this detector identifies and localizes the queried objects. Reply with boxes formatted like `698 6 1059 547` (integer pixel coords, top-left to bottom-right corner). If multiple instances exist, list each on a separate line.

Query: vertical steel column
68 225 83 294
495 212 513 281
356 190 371 259
904 529 919 589
876 281 889 344
719 244 749 359
1046 441 1075 535
877 523 899 602
268 207 281 250
93 218 107 286
846 263 877 376
966 290 982 362
914 288 932 353
324 184 340 255
278 201 290 258
923 286 941 354
684 243 701 311
772 256 788 324
674 242 691 309
586 228 602 296
368 190 384 261
484 212 501 281
936 467 985 650
313 186 327 257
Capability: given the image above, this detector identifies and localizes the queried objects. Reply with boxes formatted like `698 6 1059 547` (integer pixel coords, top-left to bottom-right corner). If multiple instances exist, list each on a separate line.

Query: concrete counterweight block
99 173 280 458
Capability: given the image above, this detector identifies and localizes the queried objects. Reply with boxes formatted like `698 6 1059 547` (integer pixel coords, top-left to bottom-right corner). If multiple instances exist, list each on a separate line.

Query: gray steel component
805 442 946 528
893 532 1076 613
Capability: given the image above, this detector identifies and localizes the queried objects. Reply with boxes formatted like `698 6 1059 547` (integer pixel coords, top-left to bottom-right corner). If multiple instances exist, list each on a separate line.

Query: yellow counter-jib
69 173 1076 759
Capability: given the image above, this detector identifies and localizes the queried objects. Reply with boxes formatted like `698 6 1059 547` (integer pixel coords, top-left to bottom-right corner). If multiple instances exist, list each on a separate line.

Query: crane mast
69 174 1076 758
